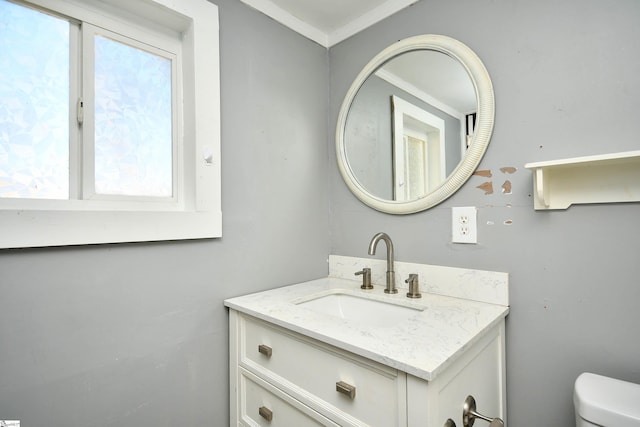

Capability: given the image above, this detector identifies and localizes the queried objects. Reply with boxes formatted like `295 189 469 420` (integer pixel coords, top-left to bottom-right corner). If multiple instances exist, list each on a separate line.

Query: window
89 27 176 200
0 0 221 248
0 0 70 200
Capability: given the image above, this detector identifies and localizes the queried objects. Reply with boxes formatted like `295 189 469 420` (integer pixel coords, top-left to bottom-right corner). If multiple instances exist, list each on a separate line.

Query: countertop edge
224 277 509 382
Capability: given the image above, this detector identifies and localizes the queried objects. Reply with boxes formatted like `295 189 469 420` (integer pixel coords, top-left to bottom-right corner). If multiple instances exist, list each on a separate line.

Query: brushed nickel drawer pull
258 406 273 421
336 381 356 399
258 344 272 358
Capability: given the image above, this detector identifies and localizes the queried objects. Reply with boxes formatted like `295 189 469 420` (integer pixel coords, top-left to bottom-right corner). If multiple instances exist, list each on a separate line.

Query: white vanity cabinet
229 309 506 427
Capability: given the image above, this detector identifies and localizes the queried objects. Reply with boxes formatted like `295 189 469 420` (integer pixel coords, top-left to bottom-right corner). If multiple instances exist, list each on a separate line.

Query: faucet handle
405 274 421 298
355 268 373 289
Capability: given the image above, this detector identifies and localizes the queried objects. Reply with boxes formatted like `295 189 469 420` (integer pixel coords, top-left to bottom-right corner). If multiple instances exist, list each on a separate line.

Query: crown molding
240 0 329 46
327 0 419 46
240 0 420 48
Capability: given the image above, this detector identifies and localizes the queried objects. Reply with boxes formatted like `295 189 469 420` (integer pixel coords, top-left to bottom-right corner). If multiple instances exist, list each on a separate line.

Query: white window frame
0 0 221 248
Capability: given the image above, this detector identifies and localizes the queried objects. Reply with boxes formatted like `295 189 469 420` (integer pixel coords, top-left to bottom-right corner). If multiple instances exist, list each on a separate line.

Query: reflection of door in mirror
392 95 445 201
344 51 472 201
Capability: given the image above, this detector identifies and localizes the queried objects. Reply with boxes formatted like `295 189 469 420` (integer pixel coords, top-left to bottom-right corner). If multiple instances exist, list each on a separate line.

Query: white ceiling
240 0 421 47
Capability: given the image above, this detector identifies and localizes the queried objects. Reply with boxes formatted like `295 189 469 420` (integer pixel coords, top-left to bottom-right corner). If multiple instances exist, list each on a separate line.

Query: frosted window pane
94 36 173 198
0 0 70 199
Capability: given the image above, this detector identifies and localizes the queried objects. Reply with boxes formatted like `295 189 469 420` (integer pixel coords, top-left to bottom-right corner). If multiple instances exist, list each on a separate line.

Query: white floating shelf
524 150 640 210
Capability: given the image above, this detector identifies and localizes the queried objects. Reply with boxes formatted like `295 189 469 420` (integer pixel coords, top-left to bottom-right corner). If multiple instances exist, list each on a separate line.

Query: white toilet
574 372 640 426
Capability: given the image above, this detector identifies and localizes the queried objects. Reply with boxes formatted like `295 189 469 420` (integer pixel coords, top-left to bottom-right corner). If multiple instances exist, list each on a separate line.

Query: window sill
0 209 222 249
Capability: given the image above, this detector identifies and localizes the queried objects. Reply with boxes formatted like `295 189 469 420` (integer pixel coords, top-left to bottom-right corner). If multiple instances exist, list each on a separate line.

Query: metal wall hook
444 418 457 427
463 395 504 427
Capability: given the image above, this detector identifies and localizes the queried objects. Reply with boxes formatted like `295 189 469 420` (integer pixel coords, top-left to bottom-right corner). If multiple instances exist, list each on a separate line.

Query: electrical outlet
452 207 477 244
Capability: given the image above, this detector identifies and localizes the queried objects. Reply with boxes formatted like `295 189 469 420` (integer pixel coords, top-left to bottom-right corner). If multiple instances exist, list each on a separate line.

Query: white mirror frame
336 34 495 214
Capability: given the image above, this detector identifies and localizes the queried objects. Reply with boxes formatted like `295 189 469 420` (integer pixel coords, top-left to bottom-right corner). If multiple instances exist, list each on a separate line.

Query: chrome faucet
368 232 397 294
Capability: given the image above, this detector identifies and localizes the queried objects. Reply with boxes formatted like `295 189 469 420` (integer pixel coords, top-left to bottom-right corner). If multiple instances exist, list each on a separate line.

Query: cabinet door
407 322 506 427
437 332 504 424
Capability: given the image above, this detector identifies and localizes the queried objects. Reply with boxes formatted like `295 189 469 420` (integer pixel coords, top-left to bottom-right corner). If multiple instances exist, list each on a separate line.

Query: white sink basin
296 292 423 327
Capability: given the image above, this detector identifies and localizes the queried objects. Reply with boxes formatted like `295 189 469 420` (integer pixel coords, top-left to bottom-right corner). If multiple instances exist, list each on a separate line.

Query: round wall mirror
336 34 494 214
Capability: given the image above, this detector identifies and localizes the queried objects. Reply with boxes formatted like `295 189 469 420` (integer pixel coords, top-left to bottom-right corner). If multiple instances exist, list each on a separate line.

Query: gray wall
2 0 640 426
330 0 640 425
0 1 329 425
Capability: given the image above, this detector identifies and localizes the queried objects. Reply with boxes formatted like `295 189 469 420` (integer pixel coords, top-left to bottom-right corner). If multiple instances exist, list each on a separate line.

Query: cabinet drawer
240 368 338 426
239 314 404 426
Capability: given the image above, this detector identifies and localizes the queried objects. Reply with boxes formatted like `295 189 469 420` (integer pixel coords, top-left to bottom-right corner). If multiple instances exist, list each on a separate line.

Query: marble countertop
224 276 509 381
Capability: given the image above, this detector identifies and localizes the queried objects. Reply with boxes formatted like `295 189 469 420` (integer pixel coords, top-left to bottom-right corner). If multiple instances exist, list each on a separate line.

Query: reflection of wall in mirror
345 75 463 199
345 76 393 199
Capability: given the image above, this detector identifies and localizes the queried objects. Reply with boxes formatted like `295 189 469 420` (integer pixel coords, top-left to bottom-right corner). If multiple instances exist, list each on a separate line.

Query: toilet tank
574 373 640 427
